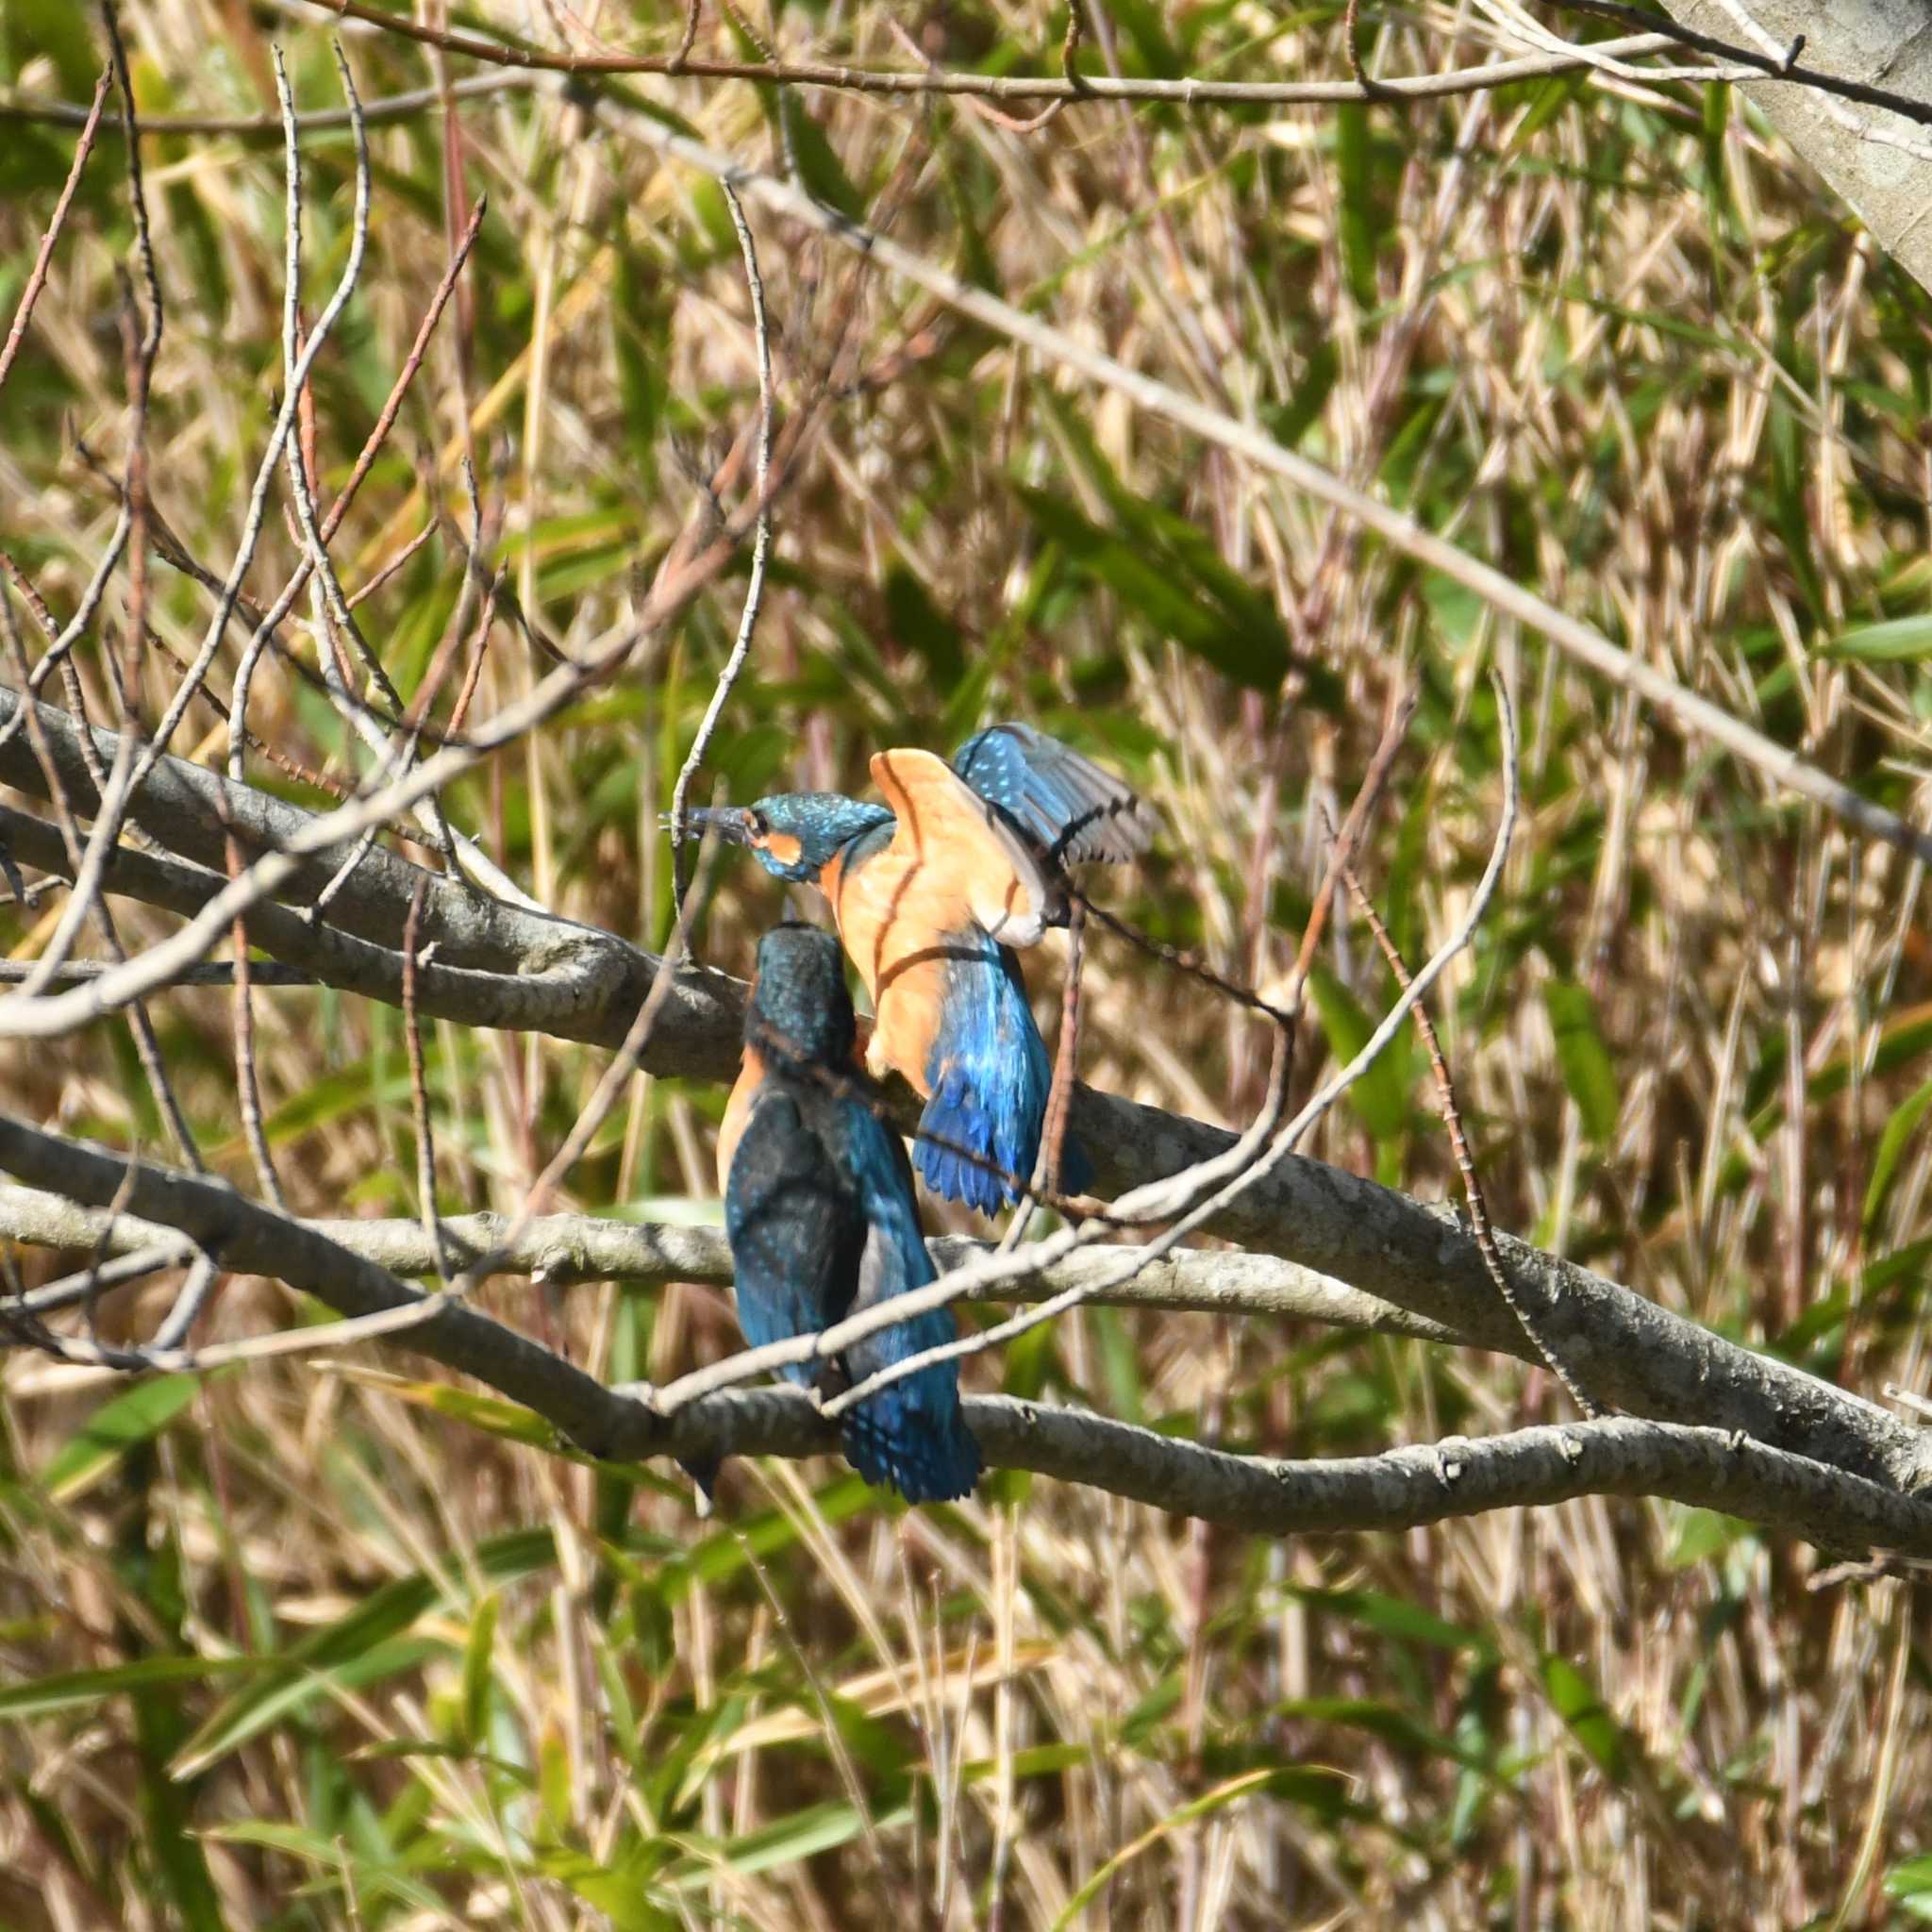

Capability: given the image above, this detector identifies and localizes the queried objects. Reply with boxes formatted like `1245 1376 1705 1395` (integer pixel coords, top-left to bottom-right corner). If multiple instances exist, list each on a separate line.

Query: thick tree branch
1 677 1923 1491
0 1117 640 1453
0 690 740 1076
0 1187 1469 1347
3 1134 1931 1558
1651 0 1932 293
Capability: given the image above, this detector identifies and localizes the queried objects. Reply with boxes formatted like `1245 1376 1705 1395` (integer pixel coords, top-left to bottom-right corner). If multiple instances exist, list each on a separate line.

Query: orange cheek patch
760 830 804 868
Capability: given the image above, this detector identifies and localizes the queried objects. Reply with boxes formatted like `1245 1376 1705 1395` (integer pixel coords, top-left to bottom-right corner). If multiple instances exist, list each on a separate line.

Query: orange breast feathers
715 1044 765 1193
826 750 1054 996
819 750 1056 1099
871 750 1058 945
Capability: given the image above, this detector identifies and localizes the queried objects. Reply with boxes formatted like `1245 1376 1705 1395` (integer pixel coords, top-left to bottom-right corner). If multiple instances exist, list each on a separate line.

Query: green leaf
1274 1696 1490 1774
1541 1654 1627 1780
882 563 965 682
172 1528 558 1776
201 1822 449 1918
1013 392 1304 694
1886 1854 1932 1903
1053 1771 1305 1929
664 1801 915 1889
460 1591 500 1748
0 1655 257 1721
774 102 865 222
1819 615 1932 662
135 1682 225 1932
1864 1074 1932 1233
40 1375 202 1503
1090 1307 1147 1426
540 1847 679 1930
1104 0 1182 77
1663 1507 1750 1570
1542 979 1619 1143
1290 1585 1492 1657
1335 104 1377 308
1308 963 1408 1144
1264 339 1338 452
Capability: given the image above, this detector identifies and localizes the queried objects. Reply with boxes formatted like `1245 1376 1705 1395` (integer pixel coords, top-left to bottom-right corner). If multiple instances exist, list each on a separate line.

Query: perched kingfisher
717 922 981 1504
683 724 1152 1214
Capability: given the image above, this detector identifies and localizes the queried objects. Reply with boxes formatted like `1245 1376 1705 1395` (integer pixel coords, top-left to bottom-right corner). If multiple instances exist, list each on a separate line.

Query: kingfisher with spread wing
682 724 1153 1214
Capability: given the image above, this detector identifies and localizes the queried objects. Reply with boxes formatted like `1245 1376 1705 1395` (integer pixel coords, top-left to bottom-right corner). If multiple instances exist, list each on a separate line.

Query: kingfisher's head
675 792 893 884
745 921 856 1066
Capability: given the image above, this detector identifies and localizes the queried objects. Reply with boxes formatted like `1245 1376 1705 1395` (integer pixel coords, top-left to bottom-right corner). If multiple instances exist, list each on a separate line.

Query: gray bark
4 683 1928 1493
1666 0 1932 291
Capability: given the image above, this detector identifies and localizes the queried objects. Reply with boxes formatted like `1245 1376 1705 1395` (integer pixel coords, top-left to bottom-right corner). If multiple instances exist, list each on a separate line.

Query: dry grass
4 1 1932 1925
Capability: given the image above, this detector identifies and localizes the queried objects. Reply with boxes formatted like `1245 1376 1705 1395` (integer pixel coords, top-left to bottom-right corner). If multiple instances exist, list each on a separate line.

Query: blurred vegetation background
5 0 1932 1924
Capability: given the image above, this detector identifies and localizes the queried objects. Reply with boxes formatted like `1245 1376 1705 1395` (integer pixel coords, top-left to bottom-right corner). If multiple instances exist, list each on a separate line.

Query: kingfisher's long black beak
664 805 757 848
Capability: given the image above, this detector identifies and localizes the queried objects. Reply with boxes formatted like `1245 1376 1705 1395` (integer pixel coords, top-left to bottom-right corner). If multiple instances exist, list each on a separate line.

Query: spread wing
951 722 1154 866
723 1086 864 1378
869 747 1058 947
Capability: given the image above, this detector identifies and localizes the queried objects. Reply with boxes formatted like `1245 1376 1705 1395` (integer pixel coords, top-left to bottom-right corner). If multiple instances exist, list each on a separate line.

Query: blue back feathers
911 933 1091 1214
742 915 857 1065
724 924 980 1504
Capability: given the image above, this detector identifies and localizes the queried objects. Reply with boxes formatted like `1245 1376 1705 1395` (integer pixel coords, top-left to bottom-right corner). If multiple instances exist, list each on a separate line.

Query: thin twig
1338 853 1601 1417
0 66 110 396
119 41 371 796
668 178 775 901
402 879 448 1283
226 192 488 782
0 73 535 137
0 541 202 1171
215 6 1800 115
667 0 701 71
1042 899 1084 1202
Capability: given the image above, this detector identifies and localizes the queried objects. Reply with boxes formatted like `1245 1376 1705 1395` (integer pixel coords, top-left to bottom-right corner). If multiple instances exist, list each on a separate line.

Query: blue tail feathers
841 1374 981 1503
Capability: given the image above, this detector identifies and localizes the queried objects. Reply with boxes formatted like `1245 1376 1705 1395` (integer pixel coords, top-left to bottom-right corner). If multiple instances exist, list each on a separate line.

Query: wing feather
952 722 1154 865
724 1087 864 1377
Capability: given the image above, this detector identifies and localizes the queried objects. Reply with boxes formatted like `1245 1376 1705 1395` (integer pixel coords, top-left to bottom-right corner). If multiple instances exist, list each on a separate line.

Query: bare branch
0 1187 1471 1344
1338 848 1598 1415
0 1115 640 1453
187 8 1774 114
0 74 535 137
0 67 110 397
669 178 775 897
2 1134 1930 1560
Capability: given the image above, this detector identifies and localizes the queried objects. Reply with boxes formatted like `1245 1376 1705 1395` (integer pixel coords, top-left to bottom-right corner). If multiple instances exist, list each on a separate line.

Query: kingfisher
716 922 981 1504
681 724 1152 1214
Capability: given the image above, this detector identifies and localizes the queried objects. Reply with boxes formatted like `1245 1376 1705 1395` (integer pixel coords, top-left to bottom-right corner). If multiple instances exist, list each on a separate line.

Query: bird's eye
747 809 770 840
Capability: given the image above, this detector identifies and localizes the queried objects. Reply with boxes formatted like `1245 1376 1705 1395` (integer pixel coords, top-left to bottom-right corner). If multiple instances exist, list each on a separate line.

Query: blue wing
724 1088 864 1386
952 723 1153 867
831 1098 982 1503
